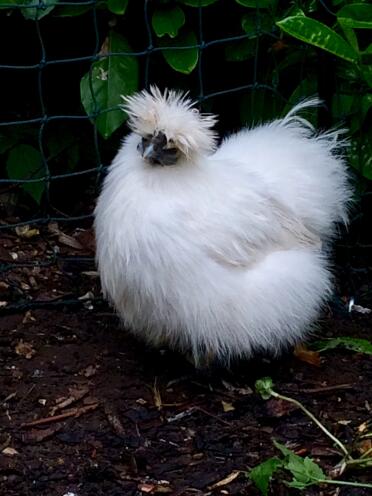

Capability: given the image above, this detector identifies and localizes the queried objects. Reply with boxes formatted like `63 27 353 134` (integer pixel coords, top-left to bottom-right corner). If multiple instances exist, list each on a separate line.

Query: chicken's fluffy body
95 88 351 365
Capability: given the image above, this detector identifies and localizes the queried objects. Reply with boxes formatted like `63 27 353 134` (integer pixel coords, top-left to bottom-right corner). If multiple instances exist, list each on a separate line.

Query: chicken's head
121 86 217 166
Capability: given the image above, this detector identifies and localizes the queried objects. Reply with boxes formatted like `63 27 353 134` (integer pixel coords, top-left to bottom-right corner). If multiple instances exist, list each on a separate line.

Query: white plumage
94 86 351 365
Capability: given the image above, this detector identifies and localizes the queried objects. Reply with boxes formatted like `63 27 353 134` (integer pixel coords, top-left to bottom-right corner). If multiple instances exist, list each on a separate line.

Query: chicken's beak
141 132 179 166
143 143 155 160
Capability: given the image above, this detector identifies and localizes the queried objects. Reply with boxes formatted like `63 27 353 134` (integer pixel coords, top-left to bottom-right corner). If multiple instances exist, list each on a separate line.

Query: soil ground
0 226 371 496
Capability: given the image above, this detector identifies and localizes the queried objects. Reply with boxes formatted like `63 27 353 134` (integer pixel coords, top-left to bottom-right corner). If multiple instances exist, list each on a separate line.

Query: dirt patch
0 227 371 495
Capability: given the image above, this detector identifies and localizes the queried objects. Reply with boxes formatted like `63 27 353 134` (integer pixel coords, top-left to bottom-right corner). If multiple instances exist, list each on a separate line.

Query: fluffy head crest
121 86 218 157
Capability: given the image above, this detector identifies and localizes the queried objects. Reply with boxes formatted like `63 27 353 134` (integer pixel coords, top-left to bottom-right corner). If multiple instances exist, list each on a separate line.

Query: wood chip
138 483 155 493
209 470 240 489
104 403 126 437
58 232 84 250
21 402 99 428
2 447 19 456
50 385 89 415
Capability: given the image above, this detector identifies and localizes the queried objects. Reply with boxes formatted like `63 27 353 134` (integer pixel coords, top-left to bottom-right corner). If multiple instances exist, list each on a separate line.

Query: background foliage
0 0 371 250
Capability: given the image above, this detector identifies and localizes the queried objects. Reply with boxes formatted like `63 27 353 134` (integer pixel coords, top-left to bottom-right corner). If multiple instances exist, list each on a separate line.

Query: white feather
95 87 352 365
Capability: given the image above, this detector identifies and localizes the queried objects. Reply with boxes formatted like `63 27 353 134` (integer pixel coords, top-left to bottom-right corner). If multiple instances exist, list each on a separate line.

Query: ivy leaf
107 0 128 15
312 336 372 355
337 3 372 29
152 6 185 38
6 144 45 204
80 31 139 139
178 0 218 6
255 377 274 400
276 15 359 63
236 0 274 7
21 0 58 20
159 30 198 74
248 457 283 496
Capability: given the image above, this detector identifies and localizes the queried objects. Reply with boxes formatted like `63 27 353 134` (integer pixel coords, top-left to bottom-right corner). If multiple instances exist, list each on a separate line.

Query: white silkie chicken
94 86 351 366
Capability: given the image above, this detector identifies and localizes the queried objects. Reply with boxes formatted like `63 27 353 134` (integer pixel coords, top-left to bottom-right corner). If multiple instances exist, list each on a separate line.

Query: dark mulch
0 226 371 496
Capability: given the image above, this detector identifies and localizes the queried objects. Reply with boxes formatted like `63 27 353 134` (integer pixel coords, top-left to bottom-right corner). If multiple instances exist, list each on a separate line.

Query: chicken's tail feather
280 97 348 152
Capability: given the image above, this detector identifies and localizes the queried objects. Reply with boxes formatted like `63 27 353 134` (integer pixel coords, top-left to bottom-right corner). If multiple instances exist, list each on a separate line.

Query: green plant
249 377 372 494
312 336 372 355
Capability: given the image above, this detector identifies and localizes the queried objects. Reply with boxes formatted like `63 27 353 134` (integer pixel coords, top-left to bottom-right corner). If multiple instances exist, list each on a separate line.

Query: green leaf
53 4 93 16
236 0 274 7
178 0 218 6
273 440 296 458
255 377 274 400
21 0 58 20
80 31 139 139
248 457 283 496
107 0 128 15
241 13 273 37
276 15 359 63
273 441 326 488
337 4 372 29
159 30 198 74
332 93 356 120
152 6 185 38
361 64 372 87
312 336 372 355
6 144 45 204
224 38 256 61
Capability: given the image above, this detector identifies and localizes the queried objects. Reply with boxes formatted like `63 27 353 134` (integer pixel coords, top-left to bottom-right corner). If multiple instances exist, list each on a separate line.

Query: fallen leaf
15 339 36 359
356 439 372 456
15 225 40 239
294 344 321 366
221 400 235 412
22 310 36 324
358 421 369 433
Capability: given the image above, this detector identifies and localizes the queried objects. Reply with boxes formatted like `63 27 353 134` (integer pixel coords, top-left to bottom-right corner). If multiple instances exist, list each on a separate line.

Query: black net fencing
0 0 371 313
